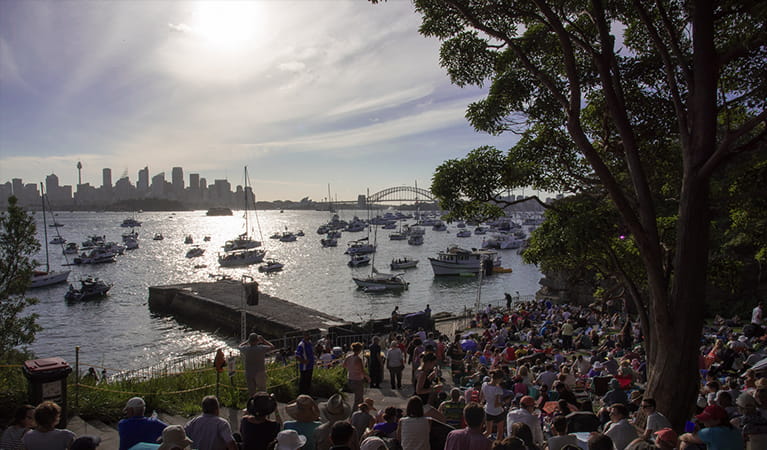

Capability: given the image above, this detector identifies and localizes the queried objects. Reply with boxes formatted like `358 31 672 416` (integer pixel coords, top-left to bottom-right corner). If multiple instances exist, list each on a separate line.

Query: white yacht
428 246 500 276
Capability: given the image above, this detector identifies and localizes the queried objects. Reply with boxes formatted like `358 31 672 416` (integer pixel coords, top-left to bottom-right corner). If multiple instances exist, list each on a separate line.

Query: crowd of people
3 300 767 449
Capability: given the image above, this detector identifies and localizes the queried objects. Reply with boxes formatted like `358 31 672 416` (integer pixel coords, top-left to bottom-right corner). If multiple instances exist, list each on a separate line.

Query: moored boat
345 239 376 255
65 277 112 301
49 236 66 245
407 234 424 246
120 218 141 227
258 259 284 273
153 233 164 241
390 257 419 270
186 246 205 258
353 267 408 291
348 254 371 267
63 242 79 254
428 246 499 276
218 249 266 267
206 207 233 216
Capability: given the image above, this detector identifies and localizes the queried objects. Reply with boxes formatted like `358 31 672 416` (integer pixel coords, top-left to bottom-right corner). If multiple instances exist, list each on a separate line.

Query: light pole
241 275 255 342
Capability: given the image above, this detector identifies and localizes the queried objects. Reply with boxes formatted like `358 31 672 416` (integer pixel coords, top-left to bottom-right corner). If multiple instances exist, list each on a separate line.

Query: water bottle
151 410 158 420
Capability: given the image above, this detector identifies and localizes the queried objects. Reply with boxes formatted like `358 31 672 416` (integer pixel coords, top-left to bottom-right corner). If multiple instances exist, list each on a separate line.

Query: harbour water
26 209 542 371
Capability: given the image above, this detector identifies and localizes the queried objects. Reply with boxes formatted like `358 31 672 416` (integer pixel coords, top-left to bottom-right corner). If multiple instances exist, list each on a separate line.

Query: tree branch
700 109 767 178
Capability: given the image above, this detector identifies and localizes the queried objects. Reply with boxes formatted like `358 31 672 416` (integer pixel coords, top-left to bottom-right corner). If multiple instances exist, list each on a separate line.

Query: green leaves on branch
0 196 41 357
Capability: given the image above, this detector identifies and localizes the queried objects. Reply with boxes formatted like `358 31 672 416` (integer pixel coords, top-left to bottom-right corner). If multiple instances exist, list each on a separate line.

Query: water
26 210 542 371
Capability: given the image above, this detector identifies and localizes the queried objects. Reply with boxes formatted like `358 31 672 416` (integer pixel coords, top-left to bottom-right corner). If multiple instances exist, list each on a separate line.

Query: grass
1 358 347 426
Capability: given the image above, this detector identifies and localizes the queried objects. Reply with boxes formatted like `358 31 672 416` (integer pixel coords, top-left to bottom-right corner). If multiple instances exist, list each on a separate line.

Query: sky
0 0 517 202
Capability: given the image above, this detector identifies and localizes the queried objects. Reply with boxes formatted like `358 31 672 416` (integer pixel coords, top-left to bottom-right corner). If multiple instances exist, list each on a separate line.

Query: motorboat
74 247 118 265
345 217 367 232
428 246 500 276
407 234 424 246
279 232 298 242
29 187 71 288
353 268 408 291
321 237 338 247
483 233 524 250
456 229 472 238
203 236 211 241
153 233 164 241
223 233 261 251
296 230 305 236
103 242 125 255
206 207 233 216
186 246 205 258
49 236 66 245
390 257 419 270
184 235 194 244
407 225 425 236
269 231 282 239
122 230 139 241
348 254 371 267
63 243 79 254
326 230 342 239
258 259 284 273
65 277 112 301
81 235 105 249
49 222 64 228
345 239 376 255
474 226 488 235
432 221 447 231
218 249 266 267
389 231 407 241
124 236 139 250
456 221 466 228
120 218 142 228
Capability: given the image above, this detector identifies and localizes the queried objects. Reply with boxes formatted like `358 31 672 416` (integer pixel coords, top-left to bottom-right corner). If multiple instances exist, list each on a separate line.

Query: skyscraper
102 168 112 189
138 166 149 192
171 167 184 193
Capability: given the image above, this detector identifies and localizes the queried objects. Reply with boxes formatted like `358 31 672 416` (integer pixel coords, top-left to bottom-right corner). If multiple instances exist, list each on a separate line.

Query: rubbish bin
22 357 73 427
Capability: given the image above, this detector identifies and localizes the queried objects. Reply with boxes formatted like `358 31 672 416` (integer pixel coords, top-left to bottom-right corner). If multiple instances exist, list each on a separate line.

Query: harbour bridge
329 185 437 208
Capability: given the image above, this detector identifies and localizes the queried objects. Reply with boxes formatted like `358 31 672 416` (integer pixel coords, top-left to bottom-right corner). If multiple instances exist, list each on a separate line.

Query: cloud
278 61 306 73
168 22 192 33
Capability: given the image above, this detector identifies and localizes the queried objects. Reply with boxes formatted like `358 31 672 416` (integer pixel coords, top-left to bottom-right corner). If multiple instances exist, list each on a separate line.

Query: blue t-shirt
296 340 315 371
118 416 167 450
698 425 744 450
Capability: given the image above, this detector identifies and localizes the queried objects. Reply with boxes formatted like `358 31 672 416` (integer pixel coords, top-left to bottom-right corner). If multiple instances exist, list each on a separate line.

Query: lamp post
240 275 255 342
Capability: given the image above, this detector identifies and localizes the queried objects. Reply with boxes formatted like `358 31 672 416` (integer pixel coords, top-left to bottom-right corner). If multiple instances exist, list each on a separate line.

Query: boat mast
243 166 249 237
39 183 50 272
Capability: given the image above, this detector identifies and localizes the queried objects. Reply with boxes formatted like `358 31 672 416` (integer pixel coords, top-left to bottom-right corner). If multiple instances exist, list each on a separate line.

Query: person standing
752 302 763 325
184 396 237 450
240 333 276 396
368 336 383 389
505 292 513 310
343 342 370 409
386 340 405 389
296 332 315 395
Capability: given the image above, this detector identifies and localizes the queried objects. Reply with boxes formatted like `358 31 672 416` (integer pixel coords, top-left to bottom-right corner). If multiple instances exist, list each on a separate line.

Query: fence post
75 346 80 410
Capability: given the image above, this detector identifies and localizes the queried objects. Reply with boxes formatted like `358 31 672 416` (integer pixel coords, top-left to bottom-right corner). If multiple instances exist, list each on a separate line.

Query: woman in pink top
343 342 370 409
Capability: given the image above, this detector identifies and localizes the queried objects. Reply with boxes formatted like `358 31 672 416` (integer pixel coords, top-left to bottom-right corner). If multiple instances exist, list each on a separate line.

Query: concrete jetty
148 279 347 338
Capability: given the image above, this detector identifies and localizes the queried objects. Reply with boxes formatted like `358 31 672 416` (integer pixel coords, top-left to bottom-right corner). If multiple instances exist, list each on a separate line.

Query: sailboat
223 172 263 252
352 191 408 292
218 167 266 267
30 184 71 288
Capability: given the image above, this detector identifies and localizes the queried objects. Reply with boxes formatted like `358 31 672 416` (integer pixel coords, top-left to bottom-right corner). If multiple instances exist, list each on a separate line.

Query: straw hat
285 395 320 422
158 425 193 450
319 393 351 422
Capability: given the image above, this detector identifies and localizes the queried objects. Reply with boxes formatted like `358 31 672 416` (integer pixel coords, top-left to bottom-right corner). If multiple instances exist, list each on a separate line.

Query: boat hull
218 250 265 267
428 258 482 276
30 270 71 288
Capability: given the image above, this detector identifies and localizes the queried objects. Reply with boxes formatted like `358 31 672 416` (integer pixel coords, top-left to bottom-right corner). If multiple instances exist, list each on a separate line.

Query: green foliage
0 196 41 358
0 361 347 425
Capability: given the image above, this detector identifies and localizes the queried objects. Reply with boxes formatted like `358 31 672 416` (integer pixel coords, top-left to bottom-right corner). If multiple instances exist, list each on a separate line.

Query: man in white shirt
506 396 544 448
640 398 671 440
604 403 637 450
752 302 763 325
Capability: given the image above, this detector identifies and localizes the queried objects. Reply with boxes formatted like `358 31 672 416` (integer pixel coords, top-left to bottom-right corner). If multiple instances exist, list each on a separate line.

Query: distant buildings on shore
0 165 256 210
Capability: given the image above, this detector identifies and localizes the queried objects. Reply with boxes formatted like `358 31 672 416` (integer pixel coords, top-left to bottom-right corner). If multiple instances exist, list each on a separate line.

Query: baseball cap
654 428 678 445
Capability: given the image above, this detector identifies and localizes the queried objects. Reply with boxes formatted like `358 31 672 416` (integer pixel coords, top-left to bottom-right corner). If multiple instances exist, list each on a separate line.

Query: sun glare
190 2 263 50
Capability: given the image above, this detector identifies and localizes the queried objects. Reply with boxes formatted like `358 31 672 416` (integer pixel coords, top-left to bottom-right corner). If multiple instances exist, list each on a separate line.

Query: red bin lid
23 357 69 373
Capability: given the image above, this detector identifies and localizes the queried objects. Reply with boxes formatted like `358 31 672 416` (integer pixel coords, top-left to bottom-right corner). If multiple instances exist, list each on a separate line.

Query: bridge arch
367 186 435 203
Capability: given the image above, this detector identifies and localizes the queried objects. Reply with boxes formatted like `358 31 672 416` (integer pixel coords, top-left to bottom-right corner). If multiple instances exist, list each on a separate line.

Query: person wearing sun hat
679 404 743 450
283 395 321 450
315 394 352 450
275 430 306 450
157 425 193 450
240 392 280 450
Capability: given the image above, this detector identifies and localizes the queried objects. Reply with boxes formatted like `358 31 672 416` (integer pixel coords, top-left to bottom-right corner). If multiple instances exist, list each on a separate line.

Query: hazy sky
0 0 516 201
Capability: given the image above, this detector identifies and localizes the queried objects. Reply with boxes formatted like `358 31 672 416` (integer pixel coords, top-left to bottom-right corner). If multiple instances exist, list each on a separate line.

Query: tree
384 0 767 428
0 196 41 358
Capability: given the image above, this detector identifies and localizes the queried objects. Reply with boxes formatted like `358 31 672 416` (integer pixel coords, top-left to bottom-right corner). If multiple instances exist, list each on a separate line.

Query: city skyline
0 1 516 202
